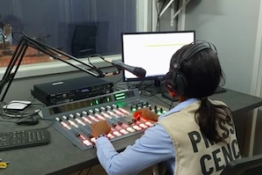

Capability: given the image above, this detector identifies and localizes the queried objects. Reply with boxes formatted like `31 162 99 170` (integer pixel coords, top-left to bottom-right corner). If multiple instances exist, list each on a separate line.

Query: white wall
185 0 260 94
184 0 262 155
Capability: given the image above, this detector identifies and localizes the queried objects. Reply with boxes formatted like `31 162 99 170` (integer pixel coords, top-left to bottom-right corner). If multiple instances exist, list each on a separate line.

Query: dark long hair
171 43 232 142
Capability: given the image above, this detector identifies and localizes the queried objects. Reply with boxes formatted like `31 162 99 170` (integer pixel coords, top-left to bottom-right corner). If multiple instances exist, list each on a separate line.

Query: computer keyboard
0 128 50 151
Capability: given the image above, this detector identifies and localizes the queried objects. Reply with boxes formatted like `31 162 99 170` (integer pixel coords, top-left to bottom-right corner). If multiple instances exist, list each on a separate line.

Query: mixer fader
40 89 168 150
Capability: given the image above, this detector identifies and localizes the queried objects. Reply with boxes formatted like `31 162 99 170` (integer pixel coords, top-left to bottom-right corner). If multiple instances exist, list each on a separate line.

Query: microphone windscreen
134 68 146 78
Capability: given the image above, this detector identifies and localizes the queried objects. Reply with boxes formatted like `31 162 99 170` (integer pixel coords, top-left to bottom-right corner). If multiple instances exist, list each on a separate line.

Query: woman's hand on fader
133 108 159 122
91 120 111 138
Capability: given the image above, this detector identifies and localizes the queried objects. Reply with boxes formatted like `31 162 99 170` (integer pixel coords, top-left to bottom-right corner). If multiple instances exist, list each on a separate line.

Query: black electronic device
0 127 50 151
16 116 39 126
121 31 195 86
104 58 146 78
31 76 113 106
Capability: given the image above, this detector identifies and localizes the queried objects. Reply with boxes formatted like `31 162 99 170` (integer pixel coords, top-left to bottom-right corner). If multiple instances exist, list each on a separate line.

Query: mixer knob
146 102 149 106
154 108 158 114
160 108 163 113
101 107 106 111
82 111 88 116
55 117 61 122
89 109 94 114
154 105 157 110
112 104 117 109
95 108 100 113
62 115 68 120
149 106 152 110
116 105 119 109
106 105 111 110
130 106 134 111
76 113 81 117
69 114 75 118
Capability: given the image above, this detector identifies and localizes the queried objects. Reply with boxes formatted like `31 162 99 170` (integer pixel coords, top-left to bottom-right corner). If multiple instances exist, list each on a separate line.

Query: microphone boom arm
0 34 121 102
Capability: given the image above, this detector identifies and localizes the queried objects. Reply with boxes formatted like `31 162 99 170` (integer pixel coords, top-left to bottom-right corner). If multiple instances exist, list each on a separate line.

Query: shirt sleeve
95 124 175 175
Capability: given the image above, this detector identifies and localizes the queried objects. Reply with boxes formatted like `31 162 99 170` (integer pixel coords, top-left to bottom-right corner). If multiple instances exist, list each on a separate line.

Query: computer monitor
121 31 195 85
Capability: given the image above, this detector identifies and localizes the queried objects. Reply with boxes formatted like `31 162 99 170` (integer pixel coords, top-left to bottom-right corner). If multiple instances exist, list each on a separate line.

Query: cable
37 117 56 129
169 101 174 110
113 85 127 91
0 101 43 119
12 31 22 42
138 79 166 96
153 94 171 107
78 169 83 175
87 54 105 69
86 167 92 175
114 77 122 85
0 118 17 123
113 77 124 89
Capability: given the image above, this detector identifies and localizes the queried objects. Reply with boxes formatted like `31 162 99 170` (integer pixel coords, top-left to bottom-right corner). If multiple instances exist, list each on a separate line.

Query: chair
71 24 97 58
221 154 262 175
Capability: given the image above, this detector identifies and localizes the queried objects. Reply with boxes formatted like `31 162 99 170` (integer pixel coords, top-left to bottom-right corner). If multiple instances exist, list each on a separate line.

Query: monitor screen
121 31 195 82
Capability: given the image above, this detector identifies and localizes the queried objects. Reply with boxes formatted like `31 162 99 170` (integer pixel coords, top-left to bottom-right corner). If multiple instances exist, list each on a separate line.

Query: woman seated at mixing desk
91 42 241 175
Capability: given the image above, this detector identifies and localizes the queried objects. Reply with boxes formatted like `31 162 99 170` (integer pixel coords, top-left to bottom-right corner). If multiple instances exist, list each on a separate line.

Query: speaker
165 42 216 96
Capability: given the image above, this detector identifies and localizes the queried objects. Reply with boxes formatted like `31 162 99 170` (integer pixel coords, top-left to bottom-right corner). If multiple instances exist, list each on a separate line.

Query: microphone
104 58 146 78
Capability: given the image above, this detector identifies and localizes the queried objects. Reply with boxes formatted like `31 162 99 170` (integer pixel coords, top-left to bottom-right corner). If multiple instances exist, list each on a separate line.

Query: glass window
0 0 139 68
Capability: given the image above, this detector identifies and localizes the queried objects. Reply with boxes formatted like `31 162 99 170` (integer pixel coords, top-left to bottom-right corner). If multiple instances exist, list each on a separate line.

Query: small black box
32 76 113 106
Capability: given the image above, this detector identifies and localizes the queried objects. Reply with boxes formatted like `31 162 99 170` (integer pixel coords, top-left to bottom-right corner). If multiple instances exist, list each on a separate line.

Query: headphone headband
174 42 217 70
166 41 217 96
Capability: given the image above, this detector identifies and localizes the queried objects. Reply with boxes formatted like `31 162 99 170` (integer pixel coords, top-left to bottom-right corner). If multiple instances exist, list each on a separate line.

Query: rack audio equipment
40 89 168 150
32 76 113 106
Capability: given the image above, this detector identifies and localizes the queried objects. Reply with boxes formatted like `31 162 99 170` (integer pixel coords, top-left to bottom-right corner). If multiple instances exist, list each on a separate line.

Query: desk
1 89 262 175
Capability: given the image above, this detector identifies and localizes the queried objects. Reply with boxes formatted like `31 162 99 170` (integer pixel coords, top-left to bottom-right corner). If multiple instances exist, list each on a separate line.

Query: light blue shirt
96 98 198 175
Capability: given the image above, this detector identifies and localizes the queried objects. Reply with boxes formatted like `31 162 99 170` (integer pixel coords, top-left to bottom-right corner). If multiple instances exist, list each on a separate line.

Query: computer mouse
16 116 39 126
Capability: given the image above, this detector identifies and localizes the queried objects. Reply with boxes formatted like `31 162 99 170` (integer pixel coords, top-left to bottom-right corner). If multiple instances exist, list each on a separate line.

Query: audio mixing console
40 89 168 150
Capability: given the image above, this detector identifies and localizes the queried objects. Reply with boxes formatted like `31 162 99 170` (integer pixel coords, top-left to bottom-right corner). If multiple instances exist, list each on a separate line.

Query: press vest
158 100 241 175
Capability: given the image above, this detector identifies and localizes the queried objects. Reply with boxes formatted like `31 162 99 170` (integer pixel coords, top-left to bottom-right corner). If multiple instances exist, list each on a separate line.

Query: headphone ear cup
175 72 187 96
165 70 187 96
165 71 175 92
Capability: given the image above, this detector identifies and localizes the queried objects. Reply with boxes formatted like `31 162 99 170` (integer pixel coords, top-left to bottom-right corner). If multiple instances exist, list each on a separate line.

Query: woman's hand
133 108 159 122
91 120 111 138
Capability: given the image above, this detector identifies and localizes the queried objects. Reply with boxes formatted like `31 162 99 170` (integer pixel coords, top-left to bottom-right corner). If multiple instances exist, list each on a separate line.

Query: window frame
0 0 150 79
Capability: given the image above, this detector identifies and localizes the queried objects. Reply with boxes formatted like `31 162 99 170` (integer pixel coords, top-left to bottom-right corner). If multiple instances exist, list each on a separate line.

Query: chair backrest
71 24 97 58
221 154 262 175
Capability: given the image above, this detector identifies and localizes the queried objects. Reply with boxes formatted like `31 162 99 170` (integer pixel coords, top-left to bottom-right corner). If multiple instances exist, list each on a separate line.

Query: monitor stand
143 79 162 93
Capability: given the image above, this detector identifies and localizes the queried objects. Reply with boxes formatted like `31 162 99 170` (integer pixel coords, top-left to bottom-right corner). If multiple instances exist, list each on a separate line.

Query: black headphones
165 42 217 96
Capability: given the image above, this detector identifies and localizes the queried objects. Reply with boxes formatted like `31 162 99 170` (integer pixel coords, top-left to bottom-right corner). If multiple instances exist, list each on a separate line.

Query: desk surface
1 89 262 175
